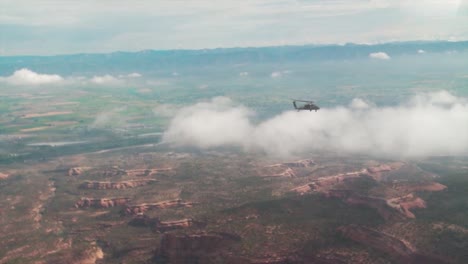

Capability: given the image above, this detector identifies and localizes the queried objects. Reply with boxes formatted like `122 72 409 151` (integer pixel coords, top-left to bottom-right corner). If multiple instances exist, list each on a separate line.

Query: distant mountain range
1 41 467 75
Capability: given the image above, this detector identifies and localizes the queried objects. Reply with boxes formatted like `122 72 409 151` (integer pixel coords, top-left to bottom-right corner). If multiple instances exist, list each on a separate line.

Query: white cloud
119 73 142 78
163 91 468 158
369 52 391 60
409 90 461 106
0 69 143 87
417 49 426 54
0 68 63 85
271 71 282 78
239 72 249 77
163 97 253 148
350 98 371 109
90 74 122 85
127 72 142 78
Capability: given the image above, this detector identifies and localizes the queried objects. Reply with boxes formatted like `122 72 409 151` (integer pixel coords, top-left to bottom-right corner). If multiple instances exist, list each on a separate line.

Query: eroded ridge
386 193 427 219
259 167 296 178
75 197 131 208
124 199 195 215
68 166 173 177
265 159 316 168
290 163 447 219
325 190 407 221
259 159 316 177
129 215 198 231
125 168 173 177
79 179 157 190
303 163 405 194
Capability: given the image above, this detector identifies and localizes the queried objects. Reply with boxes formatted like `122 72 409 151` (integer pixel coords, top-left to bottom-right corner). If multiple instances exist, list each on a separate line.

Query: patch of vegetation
415 171 468 228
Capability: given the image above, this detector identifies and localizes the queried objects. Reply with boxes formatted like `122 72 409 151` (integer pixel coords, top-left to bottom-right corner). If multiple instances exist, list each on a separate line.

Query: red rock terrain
0 172 10 180
128 215 197 231
325 188 445 220
158 219 195 232
75 197 131 208
290 163 399 195
266 159 316 168
125 168 173 177
68 167 84 176
69 166 173 177
290 169 368 195
392 181 447 192
386 193 427 219
309 169 367 192
290 184 312 195
259 159 317 177
79 167 125 177
259 167 296 178
124 199 195 215
289 162 447 220
325 190 407 221
79 179 157 189
365 162 405 180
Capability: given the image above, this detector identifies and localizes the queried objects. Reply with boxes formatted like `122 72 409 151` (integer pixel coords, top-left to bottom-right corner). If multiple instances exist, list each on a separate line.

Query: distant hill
1 41 467 75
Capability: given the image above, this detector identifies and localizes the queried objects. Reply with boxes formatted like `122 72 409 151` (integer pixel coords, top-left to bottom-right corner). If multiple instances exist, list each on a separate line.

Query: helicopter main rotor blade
291 99 315 103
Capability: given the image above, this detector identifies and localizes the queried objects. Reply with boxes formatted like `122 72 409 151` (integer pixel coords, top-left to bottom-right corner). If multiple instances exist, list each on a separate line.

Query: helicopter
292 99 320 112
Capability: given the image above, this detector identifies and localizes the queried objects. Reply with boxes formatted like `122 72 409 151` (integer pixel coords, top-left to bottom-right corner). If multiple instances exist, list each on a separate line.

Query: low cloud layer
126 72 142 78
369 52 391 60
163 91 468 158
163 97 253 148
90 74 122 85
0 69 143 87
0 68 63 85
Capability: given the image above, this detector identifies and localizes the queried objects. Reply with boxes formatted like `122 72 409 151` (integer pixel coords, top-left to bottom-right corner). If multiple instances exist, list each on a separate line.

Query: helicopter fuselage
293 101 320 111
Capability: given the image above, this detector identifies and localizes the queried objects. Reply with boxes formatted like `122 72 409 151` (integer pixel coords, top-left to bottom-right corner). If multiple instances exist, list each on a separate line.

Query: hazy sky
1 0 468 55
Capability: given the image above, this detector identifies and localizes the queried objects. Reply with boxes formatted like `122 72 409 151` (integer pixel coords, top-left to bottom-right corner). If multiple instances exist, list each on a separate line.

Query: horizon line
2 39 468 58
